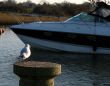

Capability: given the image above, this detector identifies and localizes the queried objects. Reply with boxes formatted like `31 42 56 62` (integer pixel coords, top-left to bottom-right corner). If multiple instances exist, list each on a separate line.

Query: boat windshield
65 12 107 22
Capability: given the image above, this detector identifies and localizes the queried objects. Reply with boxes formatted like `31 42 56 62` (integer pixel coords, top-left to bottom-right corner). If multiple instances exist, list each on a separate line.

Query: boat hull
18 34 110 54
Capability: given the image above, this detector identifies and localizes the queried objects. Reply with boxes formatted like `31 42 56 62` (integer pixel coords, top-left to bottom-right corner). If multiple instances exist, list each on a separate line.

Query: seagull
19 44 31 60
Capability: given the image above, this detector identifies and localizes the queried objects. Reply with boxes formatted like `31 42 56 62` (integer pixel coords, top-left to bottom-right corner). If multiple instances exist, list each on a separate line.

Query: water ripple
1 29 110 86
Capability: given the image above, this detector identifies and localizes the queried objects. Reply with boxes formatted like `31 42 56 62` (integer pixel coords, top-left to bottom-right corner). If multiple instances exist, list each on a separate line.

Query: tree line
0 1 92 16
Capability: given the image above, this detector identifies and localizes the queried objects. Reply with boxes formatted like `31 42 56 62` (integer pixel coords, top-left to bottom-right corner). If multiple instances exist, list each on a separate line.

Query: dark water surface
1 29 110 86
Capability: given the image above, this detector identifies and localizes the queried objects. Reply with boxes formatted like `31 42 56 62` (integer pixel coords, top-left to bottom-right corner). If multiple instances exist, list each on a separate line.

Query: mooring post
13 61 61 86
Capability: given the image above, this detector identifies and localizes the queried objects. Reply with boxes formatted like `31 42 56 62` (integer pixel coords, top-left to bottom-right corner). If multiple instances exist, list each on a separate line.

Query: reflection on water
0 29 24 86
0 29 110 86
31 50 110 86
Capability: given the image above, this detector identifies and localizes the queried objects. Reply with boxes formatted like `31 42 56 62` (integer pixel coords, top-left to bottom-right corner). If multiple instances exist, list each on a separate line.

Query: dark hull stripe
11 28 110 48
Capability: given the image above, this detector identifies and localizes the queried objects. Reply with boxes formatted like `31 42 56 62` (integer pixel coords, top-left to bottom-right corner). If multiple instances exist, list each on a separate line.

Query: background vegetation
0 0 92 16
0 0 93 25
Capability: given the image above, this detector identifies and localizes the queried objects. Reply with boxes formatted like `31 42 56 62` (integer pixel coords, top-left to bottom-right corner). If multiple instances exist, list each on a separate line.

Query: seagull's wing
19 47 27 57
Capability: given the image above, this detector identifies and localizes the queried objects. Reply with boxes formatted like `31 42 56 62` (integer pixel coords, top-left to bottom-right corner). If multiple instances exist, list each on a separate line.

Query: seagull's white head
26 44 31 48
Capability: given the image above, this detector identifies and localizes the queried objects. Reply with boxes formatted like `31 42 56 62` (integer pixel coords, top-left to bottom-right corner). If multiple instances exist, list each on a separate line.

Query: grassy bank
0 12 67 25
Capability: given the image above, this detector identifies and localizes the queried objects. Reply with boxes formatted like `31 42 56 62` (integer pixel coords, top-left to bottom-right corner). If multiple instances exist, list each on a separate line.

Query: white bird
19 44 31 60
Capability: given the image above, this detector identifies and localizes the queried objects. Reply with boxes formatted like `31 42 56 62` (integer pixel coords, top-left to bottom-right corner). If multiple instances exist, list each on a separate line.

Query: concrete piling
13 61 61 86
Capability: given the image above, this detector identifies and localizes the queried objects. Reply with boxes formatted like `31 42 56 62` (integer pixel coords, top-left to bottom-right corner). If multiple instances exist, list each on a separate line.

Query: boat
10 2 110 54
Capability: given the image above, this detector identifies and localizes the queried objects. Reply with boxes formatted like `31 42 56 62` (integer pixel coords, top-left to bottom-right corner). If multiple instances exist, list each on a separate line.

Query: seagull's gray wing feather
19 47 27 57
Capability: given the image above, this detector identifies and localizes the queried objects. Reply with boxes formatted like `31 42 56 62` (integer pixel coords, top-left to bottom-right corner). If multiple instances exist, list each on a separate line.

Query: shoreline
0 12 67 25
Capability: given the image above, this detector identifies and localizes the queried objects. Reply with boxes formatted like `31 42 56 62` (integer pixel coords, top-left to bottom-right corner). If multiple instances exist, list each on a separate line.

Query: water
1 29 110 86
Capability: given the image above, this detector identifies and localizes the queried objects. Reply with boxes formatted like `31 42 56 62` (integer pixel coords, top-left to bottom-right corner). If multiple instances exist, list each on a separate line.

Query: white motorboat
10 2 110 54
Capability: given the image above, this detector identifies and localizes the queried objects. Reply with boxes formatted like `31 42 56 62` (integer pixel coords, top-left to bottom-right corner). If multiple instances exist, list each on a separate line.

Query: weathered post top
13 61 61 86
